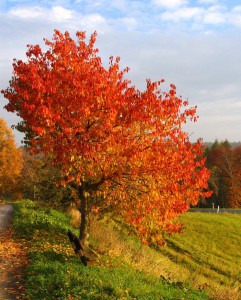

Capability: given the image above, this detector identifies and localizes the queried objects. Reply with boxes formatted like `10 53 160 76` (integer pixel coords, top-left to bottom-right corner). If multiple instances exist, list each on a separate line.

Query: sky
1 0 241 145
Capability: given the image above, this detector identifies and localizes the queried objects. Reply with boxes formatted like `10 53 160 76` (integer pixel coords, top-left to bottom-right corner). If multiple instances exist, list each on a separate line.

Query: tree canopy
1 30 210 245
0 118 23 197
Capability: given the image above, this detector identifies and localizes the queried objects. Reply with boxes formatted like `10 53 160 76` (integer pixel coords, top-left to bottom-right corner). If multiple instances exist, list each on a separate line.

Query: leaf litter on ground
0 227 28 299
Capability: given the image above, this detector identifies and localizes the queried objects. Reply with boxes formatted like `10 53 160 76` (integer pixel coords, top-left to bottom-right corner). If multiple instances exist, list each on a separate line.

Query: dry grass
66 205 81 229
89 217 181 280
68 208 170 276
66 207 241 300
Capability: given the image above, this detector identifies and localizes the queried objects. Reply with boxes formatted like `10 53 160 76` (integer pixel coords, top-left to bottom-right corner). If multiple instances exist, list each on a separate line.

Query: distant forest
199 139 241 208
203 140 241 149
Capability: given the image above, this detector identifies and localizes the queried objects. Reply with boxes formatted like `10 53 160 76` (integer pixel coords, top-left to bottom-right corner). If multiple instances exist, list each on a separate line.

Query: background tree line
201 140 241 208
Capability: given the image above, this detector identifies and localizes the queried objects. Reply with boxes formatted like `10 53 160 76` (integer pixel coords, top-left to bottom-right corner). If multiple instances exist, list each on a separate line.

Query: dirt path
0 204 14 229
0 204 27 299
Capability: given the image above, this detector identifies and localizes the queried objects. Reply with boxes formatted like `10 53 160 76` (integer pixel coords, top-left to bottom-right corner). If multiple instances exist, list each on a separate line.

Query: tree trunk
78 183 91 247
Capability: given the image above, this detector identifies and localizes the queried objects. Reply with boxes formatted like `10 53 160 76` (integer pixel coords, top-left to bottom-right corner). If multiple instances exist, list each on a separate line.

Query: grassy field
89 211 241 300
161 212 241 294
12 200 241 299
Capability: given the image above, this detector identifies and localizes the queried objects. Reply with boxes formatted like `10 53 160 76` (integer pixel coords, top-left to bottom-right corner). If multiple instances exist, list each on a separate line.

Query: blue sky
1 0 241 144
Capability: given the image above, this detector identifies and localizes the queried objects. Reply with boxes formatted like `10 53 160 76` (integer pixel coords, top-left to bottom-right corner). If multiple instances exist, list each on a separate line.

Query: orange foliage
1 30 211 244
0 118 23 197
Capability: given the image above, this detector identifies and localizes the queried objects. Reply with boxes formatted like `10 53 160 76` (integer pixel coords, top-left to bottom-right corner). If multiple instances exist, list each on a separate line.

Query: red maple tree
2 30 210 246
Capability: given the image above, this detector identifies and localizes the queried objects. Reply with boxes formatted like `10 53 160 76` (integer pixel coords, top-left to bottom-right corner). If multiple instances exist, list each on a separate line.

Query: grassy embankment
12 200 240 299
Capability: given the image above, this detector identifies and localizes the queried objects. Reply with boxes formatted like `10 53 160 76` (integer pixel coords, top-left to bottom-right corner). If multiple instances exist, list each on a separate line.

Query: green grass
12 200 210 300
89 211 241 300
161 212 241 289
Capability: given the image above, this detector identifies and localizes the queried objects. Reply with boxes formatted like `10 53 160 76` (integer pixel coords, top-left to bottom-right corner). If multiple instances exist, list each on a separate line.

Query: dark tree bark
78 183 91 247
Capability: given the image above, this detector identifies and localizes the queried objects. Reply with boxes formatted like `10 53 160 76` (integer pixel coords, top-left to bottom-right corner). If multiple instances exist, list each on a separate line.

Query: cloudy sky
1 0 241 145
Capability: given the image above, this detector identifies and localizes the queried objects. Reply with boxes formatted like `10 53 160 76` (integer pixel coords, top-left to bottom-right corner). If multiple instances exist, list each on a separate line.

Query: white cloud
152 0 188 9
198 0 218 4
233 6 241 13
51 6 74 21
7 5 108 31
203 12 225 24
79 13 106 30
161 7 203 22
230 6 241 27
230 17 241 27
159 4 229 27
9 5 75 22
9 6 45 18
121 17 138 28
111 0 129 12
203 5 226 25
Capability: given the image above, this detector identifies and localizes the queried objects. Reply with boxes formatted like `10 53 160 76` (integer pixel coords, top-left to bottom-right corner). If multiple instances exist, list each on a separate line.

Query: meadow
12 200 241 299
